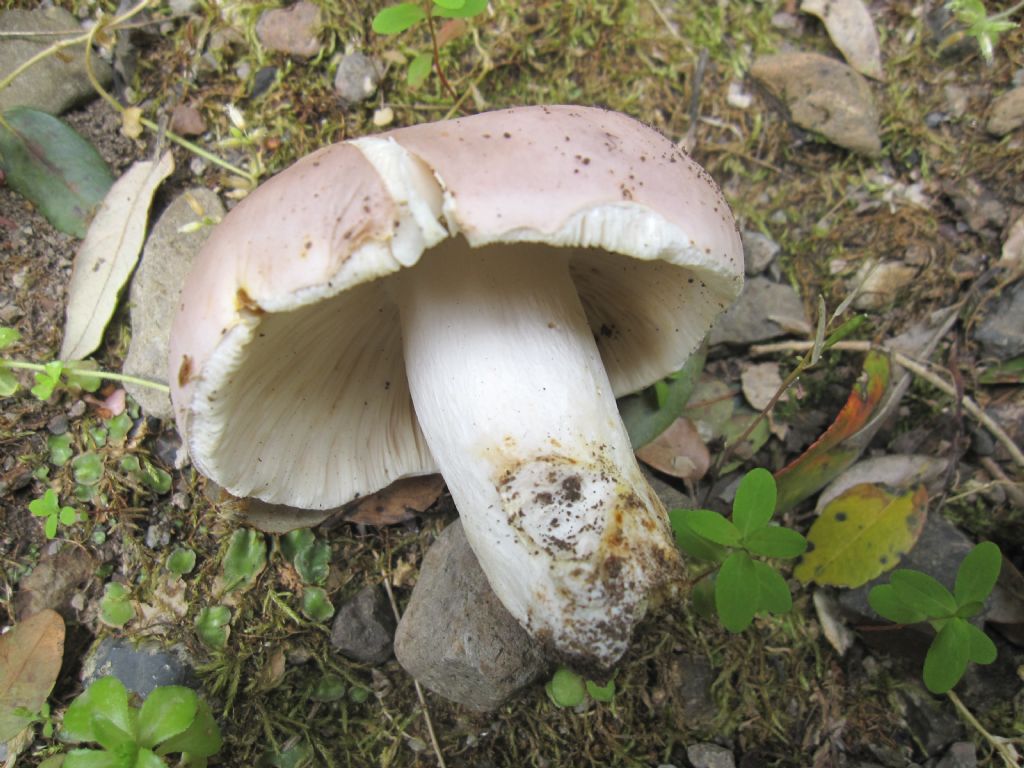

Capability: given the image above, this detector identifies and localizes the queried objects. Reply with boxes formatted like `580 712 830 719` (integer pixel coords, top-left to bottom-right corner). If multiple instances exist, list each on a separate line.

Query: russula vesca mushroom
169 105 743 668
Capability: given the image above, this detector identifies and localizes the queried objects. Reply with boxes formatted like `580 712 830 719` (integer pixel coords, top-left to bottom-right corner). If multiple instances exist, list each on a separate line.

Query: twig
380 560 446 768
750 340 1024 468
424 6 458 104
681 48 709 153
979 456 1024 508
646 0 681 38
946 690 1021 768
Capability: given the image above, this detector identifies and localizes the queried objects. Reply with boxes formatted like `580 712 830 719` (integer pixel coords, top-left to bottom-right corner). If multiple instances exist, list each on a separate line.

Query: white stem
393 241 680 668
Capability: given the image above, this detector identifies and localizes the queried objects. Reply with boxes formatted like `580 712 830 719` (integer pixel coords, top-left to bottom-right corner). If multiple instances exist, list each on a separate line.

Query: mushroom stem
393 241 681 668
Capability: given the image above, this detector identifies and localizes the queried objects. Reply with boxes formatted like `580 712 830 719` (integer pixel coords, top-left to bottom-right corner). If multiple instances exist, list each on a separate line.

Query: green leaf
105 413 133 443
964 622 997 665
31 361 64 400
679 509 741 547
794 484 927 588
48 433 74 466
62 677 133 746
716 552 758 632
166 548 197 577
279 529 314 563
371 3 427 34
59 505 78 526
752 560 792 615
0 108 114 237
585 678 616 703
732 468 777 536
822 314 866 350
0 327 20 349
195 606 231 650
545 667 586 708
300 586 335 622
954 541 1001 608
433 0 488 17
133 749 164 768
619 349 705 449
100 583 134 628
0 368 18 396
44 514 58 539
406 52 433 88
64 363 103 393
690 575 716 619
294 540 330 585
668 508 727 562
29 489 59 518
154 699 221 758
137 686 197 749
742 526 807 559
432 0 465 9
923 618 970 694
63 749 131 768
891 569 957 618
311 675 347 702
72 452 104 486
221 528 267 592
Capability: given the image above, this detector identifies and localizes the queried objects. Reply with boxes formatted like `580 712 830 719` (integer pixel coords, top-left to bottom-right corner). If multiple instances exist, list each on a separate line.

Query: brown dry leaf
256 646 287 692
344 475 445 526
741 361 785 411
241 498 334 534
436 19 467 47
812 590 855 655
0 610 65 742
635 417 710 482
801 0 884 80
13 545 97 620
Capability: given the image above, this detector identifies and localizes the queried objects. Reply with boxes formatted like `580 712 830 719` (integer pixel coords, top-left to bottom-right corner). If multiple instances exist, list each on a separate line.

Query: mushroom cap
169 105 743 509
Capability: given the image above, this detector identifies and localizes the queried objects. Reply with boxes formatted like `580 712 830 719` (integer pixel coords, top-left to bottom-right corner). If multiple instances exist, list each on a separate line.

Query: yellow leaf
794 483 927 587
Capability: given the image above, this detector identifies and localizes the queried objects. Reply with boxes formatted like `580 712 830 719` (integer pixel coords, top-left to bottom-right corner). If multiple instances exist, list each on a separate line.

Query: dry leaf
814 454 947 514
801 0 884 80
343 475 445 526
741 361 785 411
812 590 855 655
61 151 175 361
0 610 65 742
635 417 710 482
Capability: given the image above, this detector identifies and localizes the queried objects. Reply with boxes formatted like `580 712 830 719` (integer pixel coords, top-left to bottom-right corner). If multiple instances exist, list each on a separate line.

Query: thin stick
750 340 1024 468
424 6 458 103
380 569 447 768
979 456 1024 508
946 690 1021 768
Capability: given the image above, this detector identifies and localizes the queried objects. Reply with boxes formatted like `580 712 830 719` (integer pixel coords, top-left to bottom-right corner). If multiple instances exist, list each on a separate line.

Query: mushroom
169 105 743 668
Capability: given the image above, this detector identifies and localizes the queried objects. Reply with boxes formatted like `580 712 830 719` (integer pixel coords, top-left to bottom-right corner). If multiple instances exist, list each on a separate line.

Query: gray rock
124 188 224 418
686 742 735 768
334 52 384 105
329 584 396 665
751 52 882 156
899 685 962 757
82 637 197 697
741 230 780 275
394 519 548 711
670 653 716 722
256 1 322 58
0 8 113 114
935 742 977 768
708 276 808 346
987 86 1024 136
975 279 1024 361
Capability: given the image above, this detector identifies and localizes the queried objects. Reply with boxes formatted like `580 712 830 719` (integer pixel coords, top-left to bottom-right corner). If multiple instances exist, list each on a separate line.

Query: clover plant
868 541 1001 693
546 666 616 708
29 489 78 539
60 676 222 768
671 468 807 632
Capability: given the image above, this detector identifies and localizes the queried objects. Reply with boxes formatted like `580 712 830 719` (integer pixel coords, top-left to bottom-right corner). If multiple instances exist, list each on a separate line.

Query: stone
898 685 962 757
394 520 548 711
169 104 206 136
82 637 197 697
668 653 716 722
751 52 881 156
741 230 780 275
974 279 1024 361
852 260 919 310
334 52 384 105
987 86 1024 136
686 742 736 768
707 276 808 346
943 178 1008 234
123 188 224 419
256 1 322 59
935 742 977 768
0 8 113 114
329 584 396 665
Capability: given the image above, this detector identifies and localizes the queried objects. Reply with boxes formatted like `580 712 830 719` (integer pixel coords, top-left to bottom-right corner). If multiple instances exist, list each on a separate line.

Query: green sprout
280 528 331 585
28 489 78 539
61 676 222 768
671 468 808 632
372 0 488 92
869 541 1001 694
300 586 335 623
545 666 616 708
99 582 135 627
946 0 1021 63
195 606 232 650
221 528 267 593
166 547 197 577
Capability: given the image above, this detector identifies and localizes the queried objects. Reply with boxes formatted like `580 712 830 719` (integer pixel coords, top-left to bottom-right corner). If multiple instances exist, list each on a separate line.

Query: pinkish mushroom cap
169 105 743 667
